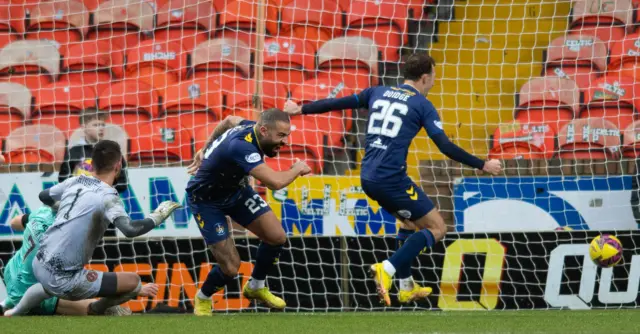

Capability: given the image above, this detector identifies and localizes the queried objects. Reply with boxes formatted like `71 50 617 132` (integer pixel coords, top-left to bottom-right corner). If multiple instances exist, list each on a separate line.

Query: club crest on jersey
246 153 261 163
215 223 225 236
86 270 98 283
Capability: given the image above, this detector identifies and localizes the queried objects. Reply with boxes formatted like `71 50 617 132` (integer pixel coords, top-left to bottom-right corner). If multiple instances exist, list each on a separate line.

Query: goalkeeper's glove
149 201 182 226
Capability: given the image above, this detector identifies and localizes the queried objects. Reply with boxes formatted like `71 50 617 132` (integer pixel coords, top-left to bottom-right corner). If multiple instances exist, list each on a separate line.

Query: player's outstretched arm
430 132 502 175
250 159 311 190
110 199 182 238
283 95 363 116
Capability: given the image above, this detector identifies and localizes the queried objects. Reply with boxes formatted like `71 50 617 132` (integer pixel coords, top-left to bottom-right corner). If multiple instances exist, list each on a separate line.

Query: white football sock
196 289 210 299
399 277 414 291
248 279 265 290
4 283 50 316
382 260 396 277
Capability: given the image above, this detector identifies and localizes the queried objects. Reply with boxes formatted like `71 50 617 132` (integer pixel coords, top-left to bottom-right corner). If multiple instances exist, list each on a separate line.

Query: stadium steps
459 1 571 20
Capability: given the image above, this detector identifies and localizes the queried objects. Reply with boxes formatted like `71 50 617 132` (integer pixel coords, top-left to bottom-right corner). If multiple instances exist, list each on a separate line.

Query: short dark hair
91 140 122 174
402 53 436 81
80 108 107 125
257 108 290 128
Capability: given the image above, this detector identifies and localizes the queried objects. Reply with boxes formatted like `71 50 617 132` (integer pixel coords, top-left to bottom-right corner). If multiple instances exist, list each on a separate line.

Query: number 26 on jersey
367 99 408 138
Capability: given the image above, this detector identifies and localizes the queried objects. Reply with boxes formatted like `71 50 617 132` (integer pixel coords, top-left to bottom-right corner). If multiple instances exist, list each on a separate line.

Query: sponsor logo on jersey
370 137 388 150
245 153 261 163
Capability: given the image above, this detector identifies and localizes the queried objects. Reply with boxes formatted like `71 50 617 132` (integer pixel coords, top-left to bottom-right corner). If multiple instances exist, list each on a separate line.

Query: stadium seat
316 36 379 90
579 75 639 130
0 31 17 49
0 82 30 138
622 120 640 158
69 123 129 156
162 78 223 133
557 118 621 160
0 0 26 34
268 118 323 173
608 32 640 81
129 120 194 165
58 40 124 94
569 0 633 47
33 83 97 135
225 79 288 116
515 77 580 132
155 0 215 51
216 0 278 48
98 80 159 134
279 0 343 50
346 0 409 62
0 40 61 92
193 120 218 152
262 37 315 94
80 0 102 11
87 0 155 51
543 35 608 90
25 0 89 46
190 38 251 83
488 122 556 160
4 124 66 164
124 40 187 90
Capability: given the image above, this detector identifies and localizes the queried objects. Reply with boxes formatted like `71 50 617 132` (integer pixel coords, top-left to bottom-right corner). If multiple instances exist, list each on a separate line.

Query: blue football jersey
186 120 264 204
358 84 444 182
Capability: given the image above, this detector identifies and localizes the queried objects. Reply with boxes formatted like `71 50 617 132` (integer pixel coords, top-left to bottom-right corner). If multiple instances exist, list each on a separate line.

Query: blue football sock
200 265 235 297
388 229 435 272
395 228 415 279
251 242 284 281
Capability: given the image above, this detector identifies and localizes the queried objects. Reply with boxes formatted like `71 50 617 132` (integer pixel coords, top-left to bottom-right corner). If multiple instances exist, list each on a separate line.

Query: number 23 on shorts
245 194 268 214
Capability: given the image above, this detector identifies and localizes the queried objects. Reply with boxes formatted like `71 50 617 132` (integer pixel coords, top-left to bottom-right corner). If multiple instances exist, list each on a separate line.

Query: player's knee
428 217 446 241
268 231 287 246
219 255 241 277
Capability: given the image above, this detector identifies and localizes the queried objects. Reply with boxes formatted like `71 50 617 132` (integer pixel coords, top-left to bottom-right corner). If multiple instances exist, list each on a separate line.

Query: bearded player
284 53 502 305
185 108 311 316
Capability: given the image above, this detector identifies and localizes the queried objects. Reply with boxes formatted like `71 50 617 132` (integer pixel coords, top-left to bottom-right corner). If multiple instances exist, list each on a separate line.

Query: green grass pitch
1 310 639 334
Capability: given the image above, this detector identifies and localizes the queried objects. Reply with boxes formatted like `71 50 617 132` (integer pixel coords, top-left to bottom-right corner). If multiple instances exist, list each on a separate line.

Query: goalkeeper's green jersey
2 206 55 308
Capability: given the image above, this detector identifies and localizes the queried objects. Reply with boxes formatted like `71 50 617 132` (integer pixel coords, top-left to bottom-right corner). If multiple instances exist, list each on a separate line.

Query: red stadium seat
190 38 251 83
87 0 154 51
515 77 580 132
216 0 278 48
622 120 640 158
557 118 621 159
579 75 640 130
569 0 633 47
25 0 89 46
0 82 30 138
129 120 194 164
262 37 315 94
69 123 129 156
608 32 640 81
317 36 379 90
5 124 66 164
225 79 288 116
155 0 215 51
98 80 159 134
280 0 342 50
0 40 61 92
346 0 408 62
33 83 97 135
489 122 556 160
544 35 607 90
124 40 187 90
58 40 124 94
162 78 223 133
0 0 27 33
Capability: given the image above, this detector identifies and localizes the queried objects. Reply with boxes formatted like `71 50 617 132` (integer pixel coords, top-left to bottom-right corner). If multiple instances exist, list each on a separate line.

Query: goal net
0 0 639 313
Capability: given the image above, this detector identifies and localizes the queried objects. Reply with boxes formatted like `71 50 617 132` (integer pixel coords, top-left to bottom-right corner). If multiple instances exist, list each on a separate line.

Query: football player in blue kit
284 53 502 305
186 108 312 316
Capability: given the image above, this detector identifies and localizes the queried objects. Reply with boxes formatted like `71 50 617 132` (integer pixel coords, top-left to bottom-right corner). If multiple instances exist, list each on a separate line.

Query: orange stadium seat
0 31 17 49
569 0 633 47
346 0 408 62
162 78 223 132
155 0 215 51
0 40 61 91
216 0 278 48
193 120 218 152
98 80 159 134
80 0 103 11
0 82 30 138
317 36 379 90
489 122 556 160
262 37 315 94
0 1 26 34
4 124 66 164
25 0 89 46
58 40 124 94
69 123 129 156
622 120 640 158
225 79 288 117
87 0 155 51
544 35 608 90
124 40 187 90
580 75 639 130
279 0 343 51
129 120 194 164
267 117 323 173
190 38 251 83
608 32 640 80
515 77 580 132
33 83 97 135
557 118 621 160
